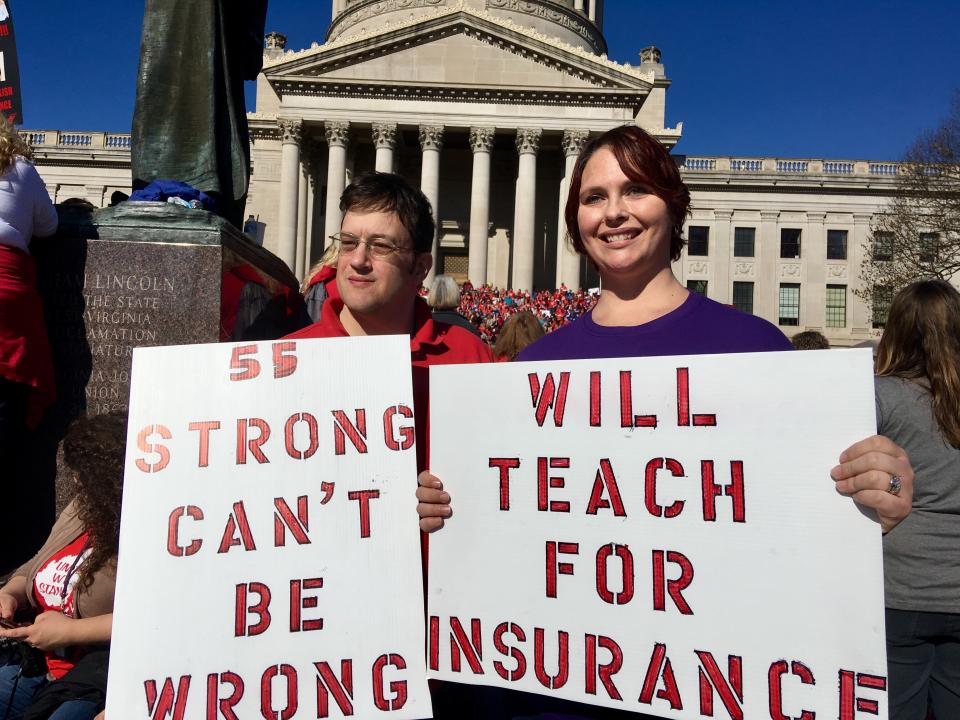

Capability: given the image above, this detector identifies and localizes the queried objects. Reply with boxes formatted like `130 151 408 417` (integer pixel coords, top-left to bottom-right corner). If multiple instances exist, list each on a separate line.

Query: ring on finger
887 474 902 496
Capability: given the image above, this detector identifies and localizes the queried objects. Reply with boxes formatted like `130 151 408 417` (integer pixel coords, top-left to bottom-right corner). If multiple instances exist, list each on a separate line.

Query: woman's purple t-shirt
518 292 792 361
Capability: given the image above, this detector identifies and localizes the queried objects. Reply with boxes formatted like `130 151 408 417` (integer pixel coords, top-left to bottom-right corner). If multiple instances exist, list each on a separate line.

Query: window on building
687 226 709 256
827 230 848 260
733 227 755 257
732 281 754 314
778 283 800 326
920 233 939 265
780 229 801 258
873 286 893 329
825 284 847 328
687 279 708 296
872 232 893 261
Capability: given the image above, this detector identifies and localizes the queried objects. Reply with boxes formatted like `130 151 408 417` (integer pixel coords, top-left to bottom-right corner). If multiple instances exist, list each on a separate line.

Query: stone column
573 0 584 11
512 127 542 291
713 210 733 304
372 122 398 173
588 0 597 22
757 210 780 324
323 121 350 246
303 152 319 272
805 212 826 329
557 129 588 289
468 126 495 287
295 159 310 279
851 213 873 333
277 118 303 272
419 124 444 286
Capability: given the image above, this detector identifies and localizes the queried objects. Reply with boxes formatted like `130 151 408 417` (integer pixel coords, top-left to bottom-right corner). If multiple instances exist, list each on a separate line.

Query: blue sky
13 0 958 159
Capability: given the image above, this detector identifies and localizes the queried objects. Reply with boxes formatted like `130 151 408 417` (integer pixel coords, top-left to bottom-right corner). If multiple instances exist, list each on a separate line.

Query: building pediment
263 4 660 104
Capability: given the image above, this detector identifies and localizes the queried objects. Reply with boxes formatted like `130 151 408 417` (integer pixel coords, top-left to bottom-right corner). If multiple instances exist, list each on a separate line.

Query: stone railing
679 156 900 177
19 130 132 151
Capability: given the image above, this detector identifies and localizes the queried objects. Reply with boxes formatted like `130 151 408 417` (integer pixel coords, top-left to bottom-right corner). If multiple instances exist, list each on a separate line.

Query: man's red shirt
285 295 496 472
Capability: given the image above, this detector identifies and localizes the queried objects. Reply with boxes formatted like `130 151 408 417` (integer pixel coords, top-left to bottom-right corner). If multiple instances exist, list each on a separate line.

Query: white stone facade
21 0 910 346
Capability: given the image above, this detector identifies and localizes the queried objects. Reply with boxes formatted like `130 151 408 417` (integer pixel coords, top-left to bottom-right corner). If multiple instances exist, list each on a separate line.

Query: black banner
0 0 23 124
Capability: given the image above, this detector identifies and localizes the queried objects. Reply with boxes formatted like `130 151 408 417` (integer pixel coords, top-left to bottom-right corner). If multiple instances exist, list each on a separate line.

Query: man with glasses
286 171 495 474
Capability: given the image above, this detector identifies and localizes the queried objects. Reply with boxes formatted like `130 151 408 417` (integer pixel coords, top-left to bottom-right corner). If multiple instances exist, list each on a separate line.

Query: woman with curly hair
0 116 58 518
875 280 960 720
0 413 126 720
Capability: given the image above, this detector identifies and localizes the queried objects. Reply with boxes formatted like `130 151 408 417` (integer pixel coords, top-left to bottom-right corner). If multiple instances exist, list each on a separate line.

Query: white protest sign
107 336 431 720
428 349 887 720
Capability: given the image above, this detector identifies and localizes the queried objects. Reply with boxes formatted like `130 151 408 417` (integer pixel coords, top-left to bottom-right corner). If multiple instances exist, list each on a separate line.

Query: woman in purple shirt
418 125 914 719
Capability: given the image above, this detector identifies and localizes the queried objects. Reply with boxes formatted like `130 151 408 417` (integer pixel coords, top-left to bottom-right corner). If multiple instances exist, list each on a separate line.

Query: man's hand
417 470 451 533
831 435 914 534
0 611 75 651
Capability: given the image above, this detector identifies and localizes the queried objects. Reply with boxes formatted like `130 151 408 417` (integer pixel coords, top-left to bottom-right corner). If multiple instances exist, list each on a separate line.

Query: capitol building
24 0 903 346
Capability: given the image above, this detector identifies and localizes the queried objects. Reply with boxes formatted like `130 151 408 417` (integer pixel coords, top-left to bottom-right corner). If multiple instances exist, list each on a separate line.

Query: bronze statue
131 0 268 229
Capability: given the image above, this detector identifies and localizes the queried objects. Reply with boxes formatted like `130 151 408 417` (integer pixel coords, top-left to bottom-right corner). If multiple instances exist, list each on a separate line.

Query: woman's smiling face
576 146 674 283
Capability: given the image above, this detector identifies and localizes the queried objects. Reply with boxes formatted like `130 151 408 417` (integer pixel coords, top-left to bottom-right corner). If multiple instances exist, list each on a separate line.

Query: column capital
561 129 588 157
759 210 780 222
419 124 444 151
516 127 543 155
278 118 303 145
469 126 495 153
853 213 873 225
371 122 398 150
806 212 826 223
324 120 350 148
713 209 734 220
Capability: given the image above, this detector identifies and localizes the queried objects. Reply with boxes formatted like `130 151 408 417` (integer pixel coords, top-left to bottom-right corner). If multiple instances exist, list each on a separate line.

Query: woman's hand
416 470 451 533
0 611 113 651
0 591 18 622
831 435 914 533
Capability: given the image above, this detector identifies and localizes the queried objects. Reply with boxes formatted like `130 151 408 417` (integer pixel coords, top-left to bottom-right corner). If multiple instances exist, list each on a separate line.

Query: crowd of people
1 118 956 720
451 283 598 344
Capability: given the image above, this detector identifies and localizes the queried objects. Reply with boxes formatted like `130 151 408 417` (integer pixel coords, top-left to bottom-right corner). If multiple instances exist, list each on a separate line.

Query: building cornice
265 3 650 90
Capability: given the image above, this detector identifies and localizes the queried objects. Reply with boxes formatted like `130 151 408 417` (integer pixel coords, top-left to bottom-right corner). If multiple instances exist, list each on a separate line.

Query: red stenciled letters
206 671 243 720
234 582 271 637
347 490 380 539
188 421 221 467
651 550 694 615
314 660 353 718
676 367 717 427
768 660 815 720
493 622 527 682
372 654 408 711
534 627 569 690
331 409 368 455
545 541 579 598
382 405 415 451
260 664 297 720
272 342 297 379
218 502 257 554
136 424 171 473
144 675 191 720
236 418 270 465
584 634 623 700
596 544 635 605
537 457 571 512
449 617 484 674
619 370 658 428
696 651 743 720
702 460 746 523
644 458 685 519
638 643 683 711
167 506 203 557
489 458 521 511
229 345 260 381
839 670 887 719
289 578 324 633
283 414 318 460
274 496 310 547
585 459 626 516
527 372 570 427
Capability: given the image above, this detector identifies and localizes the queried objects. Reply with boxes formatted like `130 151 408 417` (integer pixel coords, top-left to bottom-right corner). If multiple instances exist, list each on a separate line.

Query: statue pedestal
6 203 303 571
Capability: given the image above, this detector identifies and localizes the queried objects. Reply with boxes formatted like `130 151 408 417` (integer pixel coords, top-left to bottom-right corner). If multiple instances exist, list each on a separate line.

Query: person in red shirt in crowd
285 170 495 474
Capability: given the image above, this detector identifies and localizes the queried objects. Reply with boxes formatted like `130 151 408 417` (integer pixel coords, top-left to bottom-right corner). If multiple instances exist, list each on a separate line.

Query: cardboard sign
107 336 431 720
0 0 23 124
427 349 888 719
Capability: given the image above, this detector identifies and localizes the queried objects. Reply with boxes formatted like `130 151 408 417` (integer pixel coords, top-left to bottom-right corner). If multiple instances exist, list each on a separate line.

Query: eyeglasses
330 233 412 257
